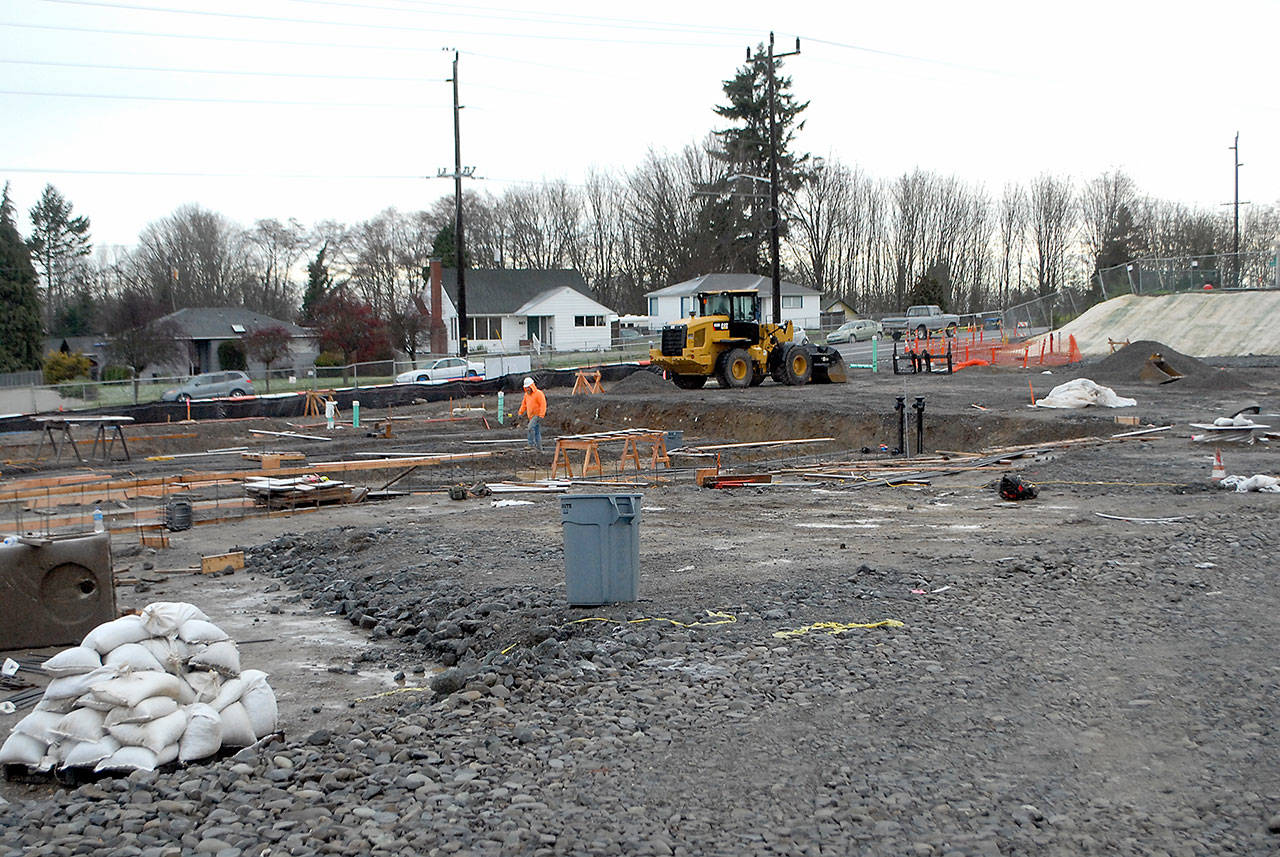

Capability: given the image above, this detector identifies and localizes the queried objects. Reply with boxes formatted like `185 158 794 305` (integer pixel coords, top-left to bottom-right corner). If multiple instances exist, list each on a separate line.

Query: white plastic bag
177 619 230 645
0 731 46 766
239 671 278 738
90 672 184 708
104 696 180 727
82 615 150 654
1035 378 1136 409
218 702 257 747
139 602 210 638
104 643 166 673
188 641 241 677
179 703 224 762
50 708 107 743
41 646 103 677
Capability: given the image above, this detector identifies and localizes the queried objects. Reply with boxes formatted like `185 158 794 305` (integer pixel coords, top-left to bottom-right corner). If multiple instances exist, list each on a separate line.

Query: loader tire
781 345 813 386
719 348 753 388
672 373 707 390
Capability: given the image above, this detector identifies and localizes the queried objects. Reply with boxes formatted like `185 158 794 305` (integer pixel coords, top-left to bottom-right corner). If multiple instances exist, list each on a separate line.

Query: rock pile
0 602 277 775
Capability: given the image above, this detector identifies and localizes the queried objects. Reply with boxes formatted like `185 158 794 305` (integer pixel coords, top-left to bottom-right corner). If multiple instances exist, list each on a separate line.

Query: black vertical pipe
914 397 925 455
895 396 905 456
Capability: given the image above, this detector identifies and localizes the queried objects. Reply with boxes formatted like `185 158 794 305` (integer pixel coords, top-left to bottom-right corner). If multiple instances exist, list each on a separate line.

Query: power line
0 167 428 179
0 89 447 108
0 57 443 83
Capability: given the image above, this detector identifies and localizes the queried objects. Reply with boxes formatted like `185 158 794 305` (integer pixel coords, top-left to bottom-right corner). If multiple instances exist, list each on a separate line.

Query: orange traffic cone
1210 449 1226 481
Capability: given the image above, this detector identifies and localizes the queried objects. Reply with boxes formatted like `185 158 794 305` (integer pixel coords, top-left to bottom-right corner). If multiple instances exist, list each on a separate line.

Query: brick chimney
429 258 447 354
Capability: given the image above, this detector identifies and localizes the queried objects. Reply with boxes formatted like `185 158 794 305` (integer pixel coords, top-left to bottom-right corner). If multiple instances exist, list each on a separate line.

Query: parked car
161 371 254 402
394 357 484 384
826 319 883 344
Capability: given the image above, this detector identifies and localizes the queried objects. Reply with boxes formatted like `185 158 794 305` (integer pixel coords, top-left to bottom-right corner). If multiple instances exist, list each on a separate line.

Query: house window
466 317 502 340
680 297 694 317
781 296 803 309
648 298 658 317
574 315 604 327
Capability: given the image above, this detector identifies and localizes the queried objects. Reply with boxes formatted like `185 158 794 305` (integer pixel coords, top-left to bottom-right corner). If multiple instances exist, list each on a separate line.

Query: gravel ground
3 357 1279 856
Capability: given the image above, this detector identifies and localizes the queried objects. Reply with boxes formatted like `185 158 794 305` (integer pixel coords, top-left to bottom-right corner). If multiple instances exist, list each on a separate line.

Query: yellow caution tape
771 619 904 639
354 686 432 702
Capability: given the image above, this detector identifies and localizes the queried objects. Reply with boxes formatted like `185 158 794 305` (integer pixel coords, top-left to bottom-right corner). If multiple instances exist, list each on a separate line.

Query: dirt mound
607 367 672 392
1075 340 1251 390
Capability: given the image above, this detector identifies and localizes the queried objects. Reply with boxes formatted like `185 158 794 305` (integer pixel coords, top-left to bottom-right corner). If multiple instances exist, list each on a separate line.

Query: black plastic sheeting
0 364 658 435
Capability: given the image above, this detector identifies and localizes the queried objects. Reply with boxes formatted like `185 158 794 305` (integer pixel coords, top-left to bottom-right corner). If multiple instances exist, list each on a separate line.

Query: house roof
43 335 108 355
156 308 312 340
441 269 602 315
645 274 820 299
821 296 858 313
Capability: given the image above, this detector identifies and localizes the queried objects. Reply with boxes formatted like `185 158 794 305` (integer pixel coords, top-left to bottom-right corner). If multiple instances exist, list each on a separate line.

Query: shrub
218 340 247 371
314 351 344 367
102 365 133 382
43 350 92 384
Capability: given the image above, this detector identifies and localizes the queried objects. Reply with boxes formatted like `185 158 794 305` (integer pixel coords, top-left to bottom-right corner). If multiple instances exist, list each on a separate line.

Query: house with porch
645 274 823 332
429 268 618 354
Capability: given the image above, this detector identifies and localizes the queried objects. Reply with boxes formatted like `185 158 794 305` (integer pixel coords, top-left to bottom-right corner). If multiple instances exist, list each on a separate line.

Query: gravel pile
1078 340 1251 390
5 499 1277 857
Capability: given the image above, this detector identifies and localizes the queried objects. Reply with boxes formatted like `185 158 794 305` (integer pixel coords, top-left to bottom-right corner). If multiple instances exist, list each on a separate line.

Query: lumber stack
243 475 366 509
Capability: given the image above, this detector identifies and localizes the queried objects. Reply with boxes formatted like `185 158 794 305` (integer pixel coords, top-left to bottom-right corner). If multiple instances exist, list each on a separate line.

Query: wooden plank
201 551 245 574
692 437 836 452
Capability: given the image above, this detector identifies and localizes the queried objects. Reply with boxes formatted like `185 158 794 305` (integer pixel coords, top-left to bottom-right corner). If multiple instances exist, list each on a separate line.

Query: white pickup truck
881 305 961 338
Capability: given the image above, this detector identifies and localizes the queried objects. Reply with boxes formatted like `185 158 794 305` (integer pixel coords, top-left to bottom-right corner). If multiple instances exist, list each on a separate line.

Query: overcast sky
3 0 1276 248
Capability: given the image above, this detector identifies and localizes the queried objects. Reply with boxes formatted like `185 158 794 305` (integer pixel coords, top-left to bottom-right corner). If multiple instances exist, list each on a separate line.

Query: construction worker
517 376 547 452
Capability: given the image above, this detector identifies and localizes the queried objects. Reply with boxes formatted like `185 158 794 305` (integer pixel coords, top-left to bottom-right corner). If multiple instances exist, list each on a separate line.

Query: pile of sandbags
0 602 277 774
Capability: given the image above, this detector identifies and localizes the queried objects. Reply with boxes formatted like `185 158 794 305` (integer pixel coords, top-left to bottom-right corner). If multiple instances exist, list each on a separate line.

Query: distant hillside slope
1056 292 1280 357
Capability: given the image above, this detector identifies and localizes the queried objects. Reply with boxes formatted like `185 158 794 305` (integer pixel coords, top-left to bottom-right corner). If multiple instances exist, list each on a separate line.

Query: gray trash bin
560 493 642 606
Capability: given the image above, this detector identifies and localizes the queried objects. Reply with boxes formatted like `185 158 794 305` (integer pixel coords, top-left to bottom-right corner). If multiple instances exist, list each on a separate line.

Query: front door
527 316 553 349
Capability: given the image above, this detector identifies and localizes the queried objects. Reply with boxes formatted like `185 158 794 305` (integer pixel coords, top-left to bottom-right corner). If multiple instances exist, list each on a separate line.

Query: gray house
155 308 318 377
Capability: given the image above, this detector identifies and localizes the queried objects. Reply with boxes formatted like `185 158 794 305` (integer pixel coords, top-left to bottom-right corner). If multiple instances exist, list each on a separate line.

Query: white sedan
394 357 485 384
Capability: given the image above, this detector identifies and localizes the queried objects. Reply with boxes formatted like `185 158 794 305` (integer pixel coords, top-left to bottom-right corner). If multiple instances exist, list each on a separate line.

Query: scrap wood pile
243 474 367 508
0 602 277 778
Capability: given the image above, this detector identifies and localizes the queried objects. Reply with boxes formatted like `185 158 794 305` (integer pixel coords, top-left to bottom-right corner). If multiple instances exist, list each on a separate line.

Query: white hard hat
523 377 534 388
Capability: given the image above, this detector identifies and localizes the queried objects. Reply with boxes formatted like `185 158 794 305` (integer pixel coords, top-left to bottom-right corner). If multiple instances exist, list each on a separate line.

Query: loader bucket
809 346 848 384
1138 353 1183 384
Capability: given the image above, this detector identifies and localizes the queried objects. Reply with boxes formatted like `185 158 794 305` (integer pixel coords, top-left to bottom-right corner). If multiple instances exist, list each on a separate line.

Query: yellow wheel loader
649 290 847 389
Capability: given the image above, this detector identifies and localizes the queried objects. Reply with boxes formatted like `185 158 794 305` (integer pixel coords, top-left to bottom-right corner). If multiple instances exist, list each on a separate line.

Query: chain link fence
1097 251 1278 297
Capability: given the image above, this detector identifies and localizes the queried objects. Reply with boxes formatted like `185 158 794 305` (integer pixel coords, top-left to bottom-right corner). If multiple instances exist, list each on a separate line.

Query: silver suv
162 371 254 402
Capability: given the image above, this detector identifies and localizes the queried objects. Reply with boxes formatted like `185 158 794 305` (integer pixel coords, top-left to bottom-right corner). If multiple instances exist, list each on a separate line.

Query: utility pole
1231 132 1241 290
438 50 475 356
759 32 799 325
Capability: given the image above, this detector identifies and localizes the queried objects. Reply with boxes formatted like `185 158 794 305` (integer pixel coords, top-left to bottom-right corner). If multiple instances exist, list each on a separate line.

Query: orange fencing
902 330 1082 371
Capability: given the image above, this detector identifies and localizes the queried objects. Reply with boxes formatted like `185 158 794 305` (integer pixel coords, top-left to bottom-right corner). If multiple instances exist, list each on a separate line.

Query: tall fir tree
300 242 332 324
704 44 811 274
0 183 44 372
27 184 92 330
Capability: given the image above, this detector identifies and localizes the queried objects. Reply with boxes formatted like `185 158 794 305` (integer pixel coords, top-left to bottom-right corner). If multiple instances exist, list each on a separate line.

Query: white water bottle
93 508 104 532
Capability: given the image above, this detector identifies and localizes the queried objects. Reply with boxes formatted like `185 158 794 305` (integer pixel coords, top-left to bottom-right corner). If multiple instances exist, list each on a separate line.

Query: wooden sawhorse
551 438 605 478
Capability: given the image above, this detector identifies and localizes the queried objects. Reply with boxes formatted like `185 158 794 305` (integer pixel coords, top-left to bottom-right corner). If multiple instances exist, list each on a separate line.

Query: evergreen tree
300 242 332 324
431 223 465 269
705 44 811 274
27 184 92 328
0 183 44 372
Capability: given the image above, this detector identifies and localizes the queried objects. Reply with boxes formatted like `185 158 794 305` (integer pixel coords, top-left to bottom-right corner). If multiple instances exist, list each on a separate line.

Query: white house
433 269 618 354
645 274 823 332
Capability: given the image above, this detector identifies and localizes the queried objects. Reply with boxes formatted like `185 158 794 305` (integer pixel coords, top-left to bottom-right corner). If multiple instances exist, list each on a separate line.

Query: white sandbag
139 601 209 637
1034 378 1136 409
35 743 60 772
35 695 77 714
0 731 46 766
184 671 223 704
179 703 224 762
82 614 149 654
138 637 190 675
12 710 64 742
104 643 166 673
61 735 121 769
50 707 107 743
174 674 198 706
108 708 188 754
95 745 158 773
74 694 116 712
90 671 184 708
41 646 103 677
188 641 241 677
177 619 230 645
44 666 119 701
104 696 180 727
155 742 179 767
218 702 257 747
239 671 278 737
209 677 244 711
1220 473 1280 493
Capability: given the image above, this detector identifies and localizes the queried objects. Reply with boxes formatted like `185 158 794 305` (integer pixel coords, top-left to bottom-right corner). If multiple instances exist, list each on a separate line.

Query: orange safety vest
518 385 547 418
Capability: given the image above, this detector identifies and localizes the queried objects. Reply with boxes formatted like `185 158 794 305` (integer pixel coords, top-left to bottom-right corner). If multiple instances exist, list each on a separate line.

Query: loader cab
697 290 762 343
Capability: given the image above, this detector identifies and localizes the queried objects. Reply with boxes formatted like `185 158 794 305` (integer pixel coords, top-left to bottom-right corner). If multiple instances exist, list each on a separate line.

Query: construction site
2 293 1279 857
